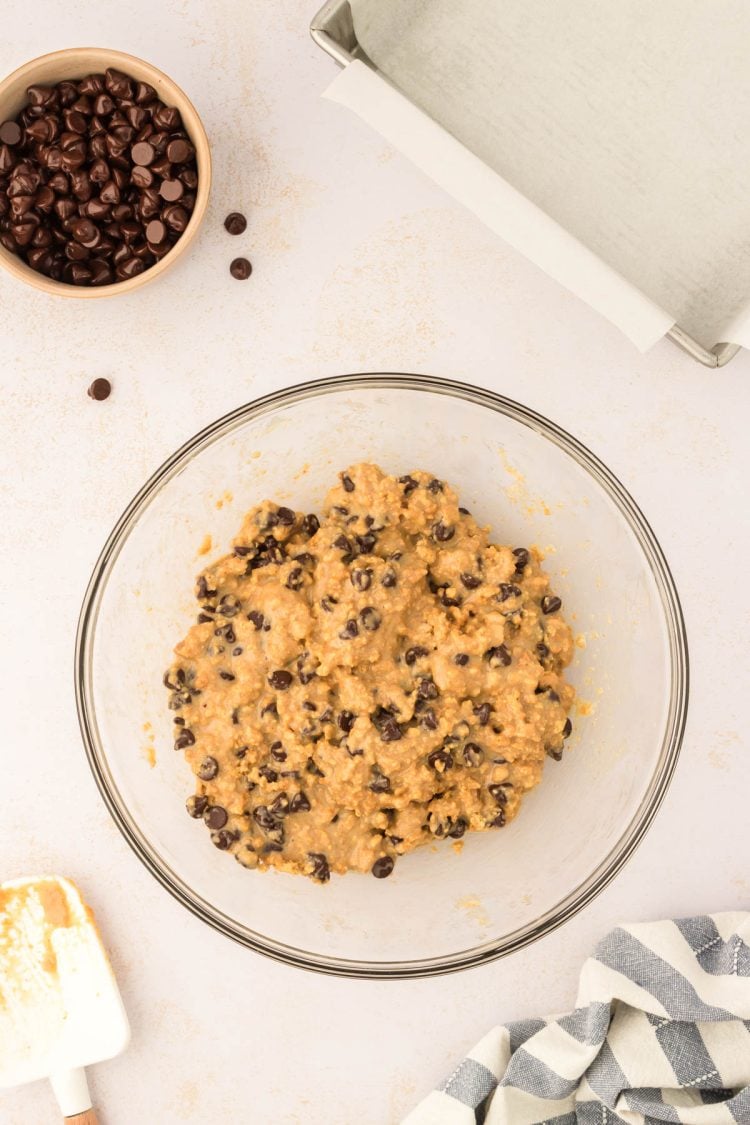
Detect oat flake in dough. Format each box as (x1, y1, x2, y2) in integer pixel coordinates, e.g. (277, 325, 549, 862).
(164, 463, 575, 882)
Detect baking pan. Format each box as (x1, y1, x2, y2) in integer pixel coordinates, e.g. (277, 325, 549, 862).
(311, 0, 740, 368)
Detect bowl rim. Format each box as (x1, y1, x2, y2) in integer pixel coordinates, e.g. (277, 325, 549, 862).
(75, 372, 689, 979)
(0, 46, 211, 298)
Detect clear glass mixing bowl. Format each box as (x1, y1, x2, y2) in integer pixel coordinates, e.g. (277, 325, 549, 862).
(75, 375, 688, 978)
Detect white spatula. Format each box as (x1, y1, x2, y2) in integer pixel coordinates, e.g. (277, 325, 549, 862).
(0, 876, 130, 1123)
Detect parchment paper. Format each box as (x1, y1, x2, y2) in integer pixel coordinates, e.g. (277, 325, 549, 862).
(325, 0, 750, 352)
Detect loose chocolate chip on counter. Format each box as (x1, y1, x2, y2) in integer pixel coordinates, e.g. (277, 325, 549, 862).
(203, 804, 228, 830)
(198, 756, 219, 780)
(372, 856, 395, 879)
(230, 256, 252, 280)
(269, 669, 293, 690)
(224, 210, 246, 235)
(186, 794, 208, 818)
(87, 377, 111, 400)
(542, 594, 562, 614)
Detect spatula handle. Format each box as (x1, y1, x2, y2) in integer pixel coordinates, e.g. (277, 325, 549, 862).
(65, 1112, 98, 1124)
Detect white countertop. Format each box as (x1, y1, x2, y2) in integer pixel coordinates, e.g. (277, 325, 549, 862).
(2, 3, 749, 1122)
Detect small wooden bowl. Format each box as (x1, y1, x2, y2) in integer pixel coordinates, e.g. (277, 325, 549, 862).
(0, 48, 211, 298)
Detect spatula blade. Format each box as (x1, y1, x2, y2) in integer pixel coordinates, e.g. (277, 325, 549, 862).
(0, 876, 129, 1090)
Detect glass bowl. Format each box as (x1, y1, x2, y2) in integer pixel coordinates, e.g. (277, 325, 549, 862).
(75, 374, 688, 978)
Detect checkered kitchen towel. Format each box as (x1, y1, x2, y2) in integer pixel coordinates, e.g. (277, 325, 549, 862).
(403, 914, 750, 1124)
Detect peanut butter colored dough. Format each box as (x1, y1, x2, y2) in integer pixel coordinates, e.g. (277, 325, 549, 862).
(164, 464, 575, 882)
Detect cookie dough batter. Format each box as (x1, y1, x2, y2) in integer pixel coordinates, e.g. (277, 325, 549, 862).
(164, 464, 575, 882)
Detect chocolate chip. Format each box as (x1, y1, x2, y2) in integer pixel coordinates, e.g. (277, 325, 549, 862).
(174, 729, 195, 750)
(0, 121, 22, 145)
(427, 748, 453, 772)
(563, 717, 572, 738)
(537, 643, 550, 661)
(198, 756, 219, 780)
(359, 606, 381, 632)
(463, 742, 484, 766)
(488, 809, 506, 827)
(286, 566, 304, 591)
(224, 210, 246, 235)
(405, 646, 428, 665)
(418, 677, 439, 700)
(211, 829, 235, 850)
(186, 794, 208, 818)
(398, 474, 418, 494)
(356, 532, 377, 554)
(381, 568, 397, 588)
(270, 792, 290, 817)
(204, 804, 228, 829)
(372, 856, 394, 879)
(269, 670, 293, 690)
(488, 783, 508, 805)
(306, 756, 325, 777)
(498, 583, 522, 601)
(87, 377, 111, 400)
(230, 256, 252, 280)
(341, 472, 355, 492)
(513, 547, 530, 573)
(542, 595, 562, 614)
(369, 767, 391, 792)
(432, 521, 455, 542)
(302, 513, 320, 537)
(485, 644, 512, 667)
(218, 594, 241, 617)
(338, 710, 356, 733)
(253, 805, 278, 831)
(453, 653, 470, 666)
(247, 610, 265, 630)
(351, 567, 372, 590)
(131, 140, 154, 165)
(460, 573, 481, 589)
(219, 670, 235, 681)
(420, 708, 438, 731)
(339, 618, 359, 640)
(289, 791, 311, 813)
(308, 852, 330, 882)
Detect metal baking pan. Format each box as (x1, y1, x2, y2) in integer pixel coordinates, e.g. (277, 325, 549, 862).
(311, 0, 740, 368)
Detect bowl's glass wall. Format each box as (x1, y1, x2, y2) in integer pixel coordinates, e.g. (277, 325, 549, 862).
(82, 380, 683, 973)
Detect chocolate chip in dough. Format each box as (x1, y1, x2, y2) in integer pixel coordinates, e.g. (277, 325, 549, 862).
(198, 756, 218, 780)
(203, 804, 228, 829)
(186, 794, 208, 818)
(372, 856, 394, 879)
(542, 595, 562, 614)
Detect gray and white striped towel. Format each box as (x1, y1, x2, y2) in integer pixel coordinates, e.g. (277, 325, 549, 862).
(403, 913, 750, 1124)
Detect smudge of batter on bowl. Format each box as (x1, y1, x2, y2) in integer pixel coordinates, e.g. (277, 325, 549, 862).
(164, 464, 575, 882)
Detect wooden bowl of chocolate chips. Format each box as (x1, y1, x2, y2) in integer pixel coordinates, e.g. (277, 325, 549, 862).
(0, 48, 211, 296)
